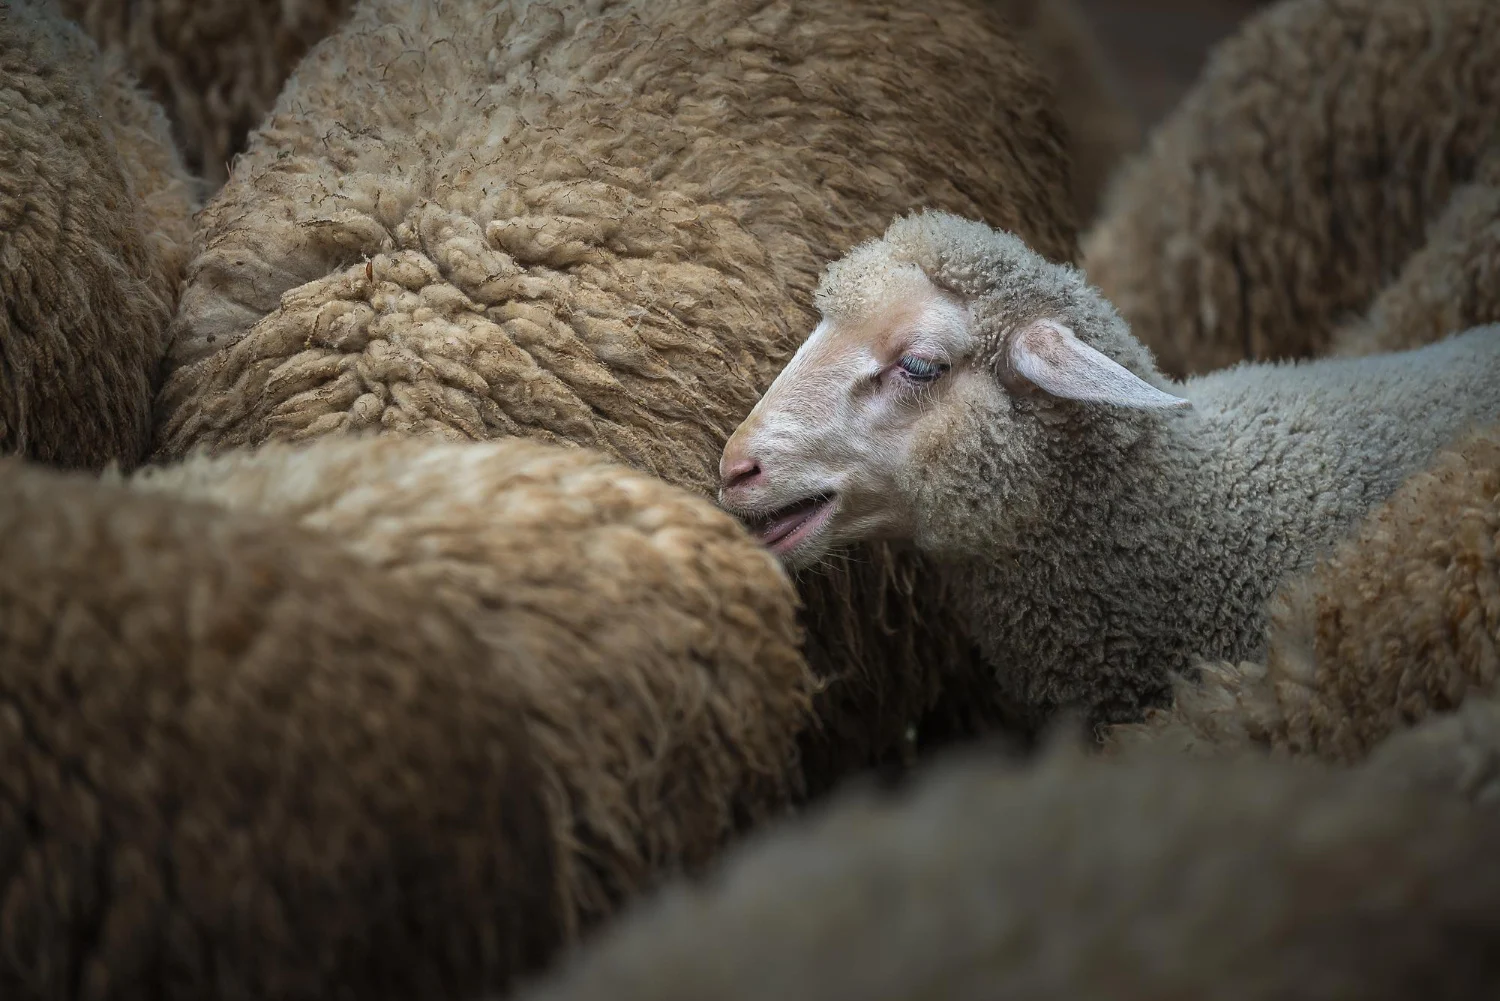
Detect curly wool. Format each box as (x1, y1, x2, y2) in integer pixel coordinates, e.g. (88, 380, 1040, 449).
(0, 0, 197, 471)
(509, 734, 1500, 1001)
(1331, 147, 1500, 357)
(1081, 0, 1500, 377)
(0, 456, 560, 1001)
(127, 433, 817, 938)
(58, 0, 359, 184)
(151, 0, 1079, 779)
(1108, 419, 1500, 764)
(990, 0, 1141, 225)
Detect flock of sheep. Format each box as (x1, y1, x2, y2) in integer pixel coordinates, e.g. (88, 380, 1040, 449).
(2, 0, 1499, 998)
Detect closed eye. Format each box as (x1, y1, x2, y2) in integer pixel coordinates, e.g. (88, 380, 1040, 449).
(895, 354, 949, 384)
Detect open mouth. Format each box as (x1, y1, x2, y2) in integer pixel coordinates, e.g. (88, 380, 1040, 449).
(743, 493, 837, 557)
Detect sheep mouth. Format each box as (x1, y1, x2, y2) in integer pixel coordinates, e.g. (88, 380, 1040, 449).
(742, 493, 837, 557)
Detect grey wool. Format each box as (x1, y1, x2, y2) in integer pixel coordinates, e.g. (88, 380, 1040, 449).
(508, 720, 1500, 1001)
(720, 210, 1500, 734)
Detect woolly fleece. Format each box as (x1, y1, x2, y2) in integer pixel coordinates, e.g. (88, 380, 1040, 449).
(1108, 417, 1500, 763)
(0, 0, 197, 471)
(510, 734, 1500, 1001)
(822, 212, 1500, 732)
(150, 0, 1079, 780)
(1081, 0, 1500, 377)
(58, 0, 358, 184)
(0, 456, 560, 1001)
(1331, 147, 1500, 357)
(127, 433, 816, 938)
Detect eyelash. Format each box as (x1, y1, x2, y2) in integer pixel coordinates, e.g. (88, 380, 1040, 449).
(894, 355, 949, 384)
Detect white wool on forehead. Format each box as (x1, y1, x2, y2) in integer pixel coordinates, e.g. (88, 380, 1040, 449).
(814, 239, 933, 324)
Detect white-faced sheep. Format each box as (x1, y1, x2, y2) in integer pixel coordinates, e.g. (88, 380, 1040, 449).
(719, 211, 1500, 734)
(148, 0, 1082, 785)
(1330, 147, 1500, 358)
(1107, 418, 1500, 763)
(123, 433, 816, 940)
(1081, 0, 1500, 377)
(989, 0, 1142, 225)
(0, 455, 560, 1001)
(56, 0, 358, 184)
(507, 725, 1500, 1001)
(0, 0, 197, 471)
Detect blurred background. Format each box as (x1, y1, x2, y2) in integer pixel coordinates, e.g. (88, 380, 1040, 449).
(1077, 0, 1271, 126)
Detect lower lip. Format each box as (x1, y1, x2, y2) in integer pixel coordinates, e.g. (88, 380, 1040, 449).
(756, 498, 836, 558)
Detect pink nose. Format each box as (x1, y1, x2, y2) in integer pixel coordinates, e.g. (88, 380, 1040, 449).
(719, 452, 762, 492)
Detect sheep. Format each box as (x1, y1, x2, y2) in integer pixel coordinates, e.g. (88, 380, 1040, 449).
(1107, 419, 1500, 764)
(989, 0, 1142, 225)
(508, 725, 1500, 1001)
(1080, 0, 1500, 378)
(1329, 146, 1500, 358)
(56, 0, 358, 184)
(718, 210, 1500, 736)
(147, 0, 1082, 787)
(1365, 696, 1500, 806)
(123, 432, 817, 940)
(0, 454, 561, 1001)
(1, 0, 197, 472)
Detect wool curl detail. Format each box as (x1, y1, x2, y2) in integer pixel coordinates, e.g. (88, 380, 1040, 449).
(150, 0, 1079, 780)
(0, 0, 198, 471)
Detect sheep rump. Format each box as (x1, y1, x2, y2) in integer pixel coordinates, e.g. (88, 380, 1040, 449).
(1107, 415, 1500, 763)
(0, 0, 197, 471)
(1081, 0, 1500, 377)
(126, 433, 817, 939)
(151, 0, 1080, 777)
(0, 455, 560, 1001)
(510, 726, 1500, 1001)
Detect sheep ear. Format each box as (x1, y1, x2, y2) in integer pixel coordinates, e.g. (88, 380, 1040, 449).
(1007, 319, 1191, 410)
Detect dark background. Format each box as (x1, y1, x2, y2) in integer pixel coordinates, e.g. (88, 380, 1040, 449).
(1076, 0, 1270, 127)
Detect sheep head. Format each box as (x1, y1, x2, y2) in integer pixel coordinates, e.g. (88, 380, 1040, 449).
(719, 210, 1189, 570)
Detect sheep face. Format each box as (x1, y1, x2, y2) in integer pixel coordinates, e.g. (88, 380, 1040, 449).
(719, 268, 979, 568)
(720, 211, 1190, 570)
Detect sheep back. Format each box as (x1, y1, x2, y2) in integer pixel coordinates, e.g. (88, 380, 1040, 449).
(127, 433, 817, 938)
(1082, 0, 1500, 377)
(1107, 417, 1500, 764)
(0, 456, 560, 1001)
(0, 0, 197, 471)
(508, 738, 1500, 1001)
(151, 0, 1079, 783)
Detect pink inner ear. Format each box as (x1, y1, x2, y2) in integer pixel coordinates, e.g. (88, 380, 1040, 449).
(1009, 319, 1191, 410)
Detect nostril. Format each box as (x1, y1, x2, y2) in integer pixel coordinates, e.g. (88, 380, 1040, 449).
(722, 457, 762, 491)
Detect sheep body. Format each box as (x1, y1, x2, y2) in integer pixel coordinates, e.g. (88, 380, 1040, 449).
(1108, 418, 1500, 763)
(125, 433, 816, 938)
(0, 455, 560, 1001)
(510, 725, 1500, 1001)
(1081, 0, 1500, 376)
(149, 0, 1080, 783)
(722, 211, 1500, 733)
(0, 0, 197, 471)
